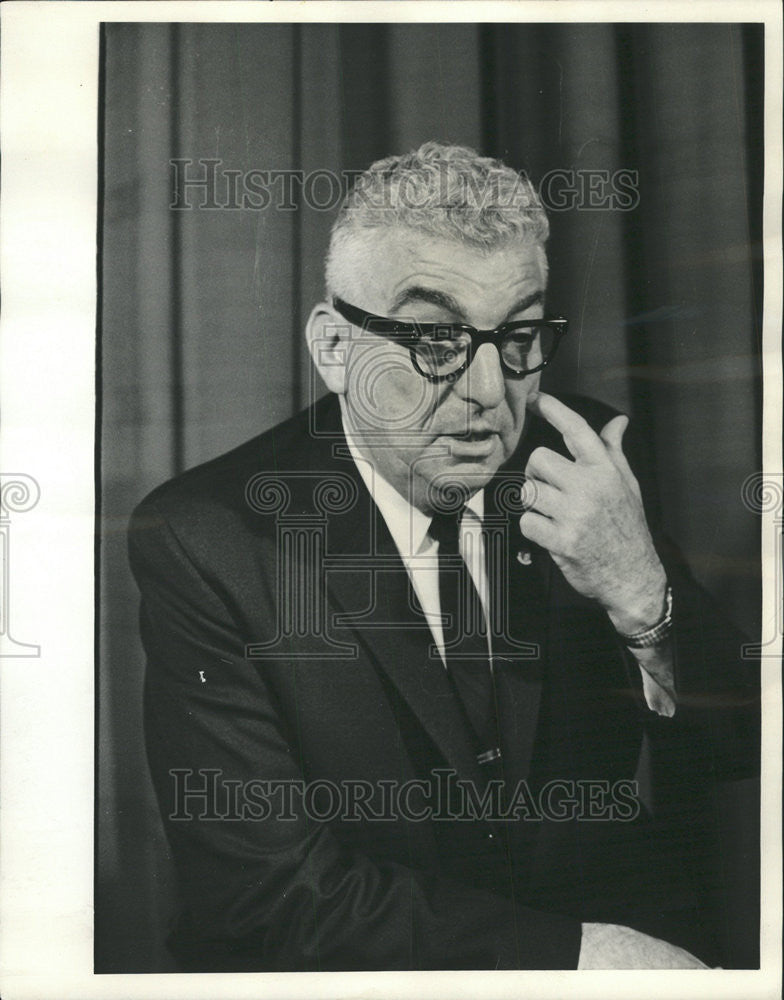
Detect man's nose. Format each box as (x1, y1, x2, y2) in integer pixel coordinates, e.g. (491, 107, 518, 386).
(455, 343, 506, 408)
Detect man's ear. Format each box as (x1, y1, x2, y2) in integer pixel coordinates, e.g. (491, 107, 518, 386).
(305, 301, 351, 395)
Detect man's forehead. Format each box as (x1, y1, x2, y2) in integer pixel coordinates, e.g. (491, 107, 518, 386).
(360, 226, 546, 311)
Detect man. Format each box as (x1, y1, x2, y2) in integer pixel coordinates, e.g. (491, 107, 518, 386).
(129, 142, 758, 971)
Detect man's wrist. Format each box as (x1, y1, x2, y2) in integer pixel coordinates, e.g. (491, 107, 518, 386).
(617, 585, 673, 648)
(605, 571, 669, 637)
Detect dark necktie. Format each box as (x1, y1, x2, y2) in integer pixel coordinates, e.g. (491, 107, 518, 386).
(429, 508, 500, 765)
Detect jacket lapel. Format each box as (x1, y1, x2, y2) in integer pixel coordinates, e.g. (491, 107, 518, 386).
(309, 408, 484, 789)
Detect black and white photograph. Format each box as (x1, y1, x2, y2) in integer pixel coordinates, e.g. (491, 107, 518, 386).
(1, 2, 781, 998)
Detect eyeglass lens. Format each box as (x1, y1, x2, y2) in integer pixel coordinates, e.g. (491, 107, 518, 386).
(412, 326, 554, 376)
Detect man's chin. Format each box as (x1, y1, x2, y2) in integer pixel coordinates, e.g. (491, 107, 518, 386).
(418, 460, 499, 512)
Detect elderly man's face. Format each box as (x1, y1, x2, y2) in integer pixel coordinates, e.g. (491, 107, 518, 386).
(337, 229, 547, 512)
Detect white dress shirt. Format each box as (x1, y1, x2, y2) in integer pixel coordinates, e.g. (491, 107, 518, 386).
(345, 442, 487, 664)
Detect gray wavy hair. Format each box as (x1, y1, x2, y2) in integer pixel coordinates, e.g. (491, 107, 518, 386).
(325, 141, 549, 299)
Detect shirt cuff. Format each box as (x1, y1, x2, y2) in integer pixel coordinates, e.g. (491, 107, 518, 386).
(628, 641, 676, 717)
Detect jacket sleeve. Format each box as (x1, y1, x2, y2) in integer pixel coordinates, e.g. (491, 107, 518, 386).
(618, 408, 760, 785)
(639, 538, 760, 781)
(601, 407, 759, 966)
(129, 495, 583, 972)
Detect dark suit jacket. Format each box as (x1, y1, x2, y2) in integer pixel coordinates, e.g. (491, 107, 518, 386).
(128, 392, 759, 971)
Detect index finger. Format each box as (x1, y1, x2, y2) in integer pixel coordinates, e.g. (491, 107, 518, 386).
(526, 391, 606, 463)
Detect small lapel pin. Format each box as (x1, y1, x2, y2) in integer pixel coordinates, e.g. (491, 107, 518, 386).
(517, 549, 533, 566)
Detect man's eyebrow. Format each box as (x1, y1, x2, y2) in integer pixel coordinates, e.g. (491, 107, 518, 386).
(389, 287, 468, 320)
(503, 290, 544, 321)
(389, 287, 545, 325)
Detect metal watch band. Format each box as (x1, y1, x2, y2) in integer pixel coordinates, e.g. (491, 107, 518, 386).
(618, 585, 673, 649)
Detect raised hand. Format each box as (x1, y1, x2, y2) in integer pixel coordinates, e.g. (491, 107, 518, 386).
(520, 391, 668, 635)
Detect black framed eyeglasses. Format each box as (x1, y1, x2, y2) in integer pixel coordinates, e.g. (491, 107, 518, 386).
(332, 297, 568, 383)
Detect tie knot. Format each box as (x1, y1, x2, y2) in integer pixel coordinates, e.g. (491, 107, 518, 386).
(429, 508, 463, 552)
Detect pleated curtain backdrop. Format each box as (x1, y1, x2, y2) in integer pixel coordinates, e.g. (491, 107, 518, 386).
(98, 21, 763, 971)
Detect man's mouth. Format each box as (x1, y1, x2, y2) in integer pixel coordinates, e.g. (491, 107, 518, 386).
(449, 429, 497, 442)
(441, 428, 500, 459)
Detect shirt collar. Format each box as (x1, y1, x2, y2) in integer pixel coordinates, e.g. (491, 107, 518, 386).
(340, 404, 484, 557)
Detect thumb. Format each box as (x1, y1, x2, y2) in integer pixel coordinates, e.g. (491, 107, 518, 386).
(599, 414, 629, 455)
(599, 415, 640, 495)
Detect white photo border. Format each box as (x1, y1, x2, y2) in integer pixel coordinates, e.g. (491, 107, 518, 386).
(0, 2, 781, 999)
